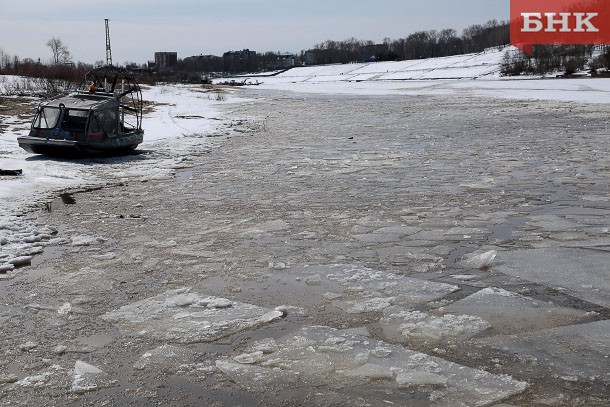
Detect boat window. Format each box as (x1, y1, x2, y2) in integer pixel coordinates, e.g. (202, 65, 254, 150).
(33, 107, 61, 129)
(97, 109, 118, 134)
(88, 114, 101, 133)
(61, 109, 89, 132)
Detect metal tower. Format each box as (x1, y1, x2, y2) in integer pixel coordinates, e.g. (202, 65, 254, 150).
(105, 19, 113, 66)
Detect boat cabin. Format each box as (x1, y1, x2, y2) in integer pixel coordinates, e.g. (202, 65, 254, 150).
(18, 66, 144, 156)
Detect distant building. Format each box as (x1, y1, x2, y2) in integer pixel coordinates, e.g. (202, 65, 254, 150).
(182, 54, 224, 73)
(154, 52, 178, 72)
(276, 54, 296, 69)
(223, 49, 257, 73)
(305, 51, 317, 66)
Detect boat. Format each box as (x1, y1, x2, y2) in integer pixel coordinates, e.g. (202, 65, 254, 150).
(18, 65, 144, 156)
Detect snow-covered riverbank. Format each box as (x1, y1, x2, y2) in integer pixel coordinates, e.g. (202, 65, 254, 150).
(0, 84, 243, 273)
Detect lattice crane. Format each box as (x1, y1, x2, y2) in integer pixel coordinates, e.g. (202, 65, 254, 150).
(105, 18, 113, 66)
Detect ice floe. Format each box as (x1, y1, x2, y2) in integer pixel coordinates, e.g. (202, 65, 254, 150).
(216, 325, 528, 406)
(476, 320, 610, 384)
(296, 264, 459, 314)
(496, 248, 610, 308)
(102, 288, 285, 343)
(71, 361, 116, 394)
(134, 344, 198, 372)
(380, 308, 491, 343)
(447, 287, 592, 334)
(460, 249, 498, 270)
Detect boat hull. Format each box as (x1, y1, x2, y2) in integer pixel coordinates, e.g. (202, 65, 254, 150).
(17, 132, 143, 156)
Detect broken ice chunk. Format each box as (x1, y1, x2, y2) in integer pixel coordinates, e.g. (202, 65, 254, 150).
(461, 250, 497, 269)
(134, 345, 197, 371)
(0, 263, 14, 273)
(216, 325, 527, 405)
(298, 264, 459, 314)
(233, 351, 264, 365)
(341, 363, 394, 380)
(102, 288, 284, 343)
(8, 256, 33, 267)
(71, 361, 115, 394)
(71, 235, 106, 247)
(57, 302, 72, 315)
(448, 287, 591, 334)
(381, 309, 491, 343)
(334, 297, 395, 314)
(396, 371, 448, 387)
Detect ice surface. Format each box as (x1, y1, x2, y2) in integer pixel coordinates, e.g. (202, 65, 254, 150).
(476, 320, 610, 383)
(380, 308, 491, 344)
(296, 264, 459, 314)
(102, 288, 284, 343)
(496, 248, 610, 307)
(216, 325, 528, 406)
(526, 214, 582, 232)
(447, 287, 592, 334)
(2, 71, 609, 272)
(134, 344, 198, 371)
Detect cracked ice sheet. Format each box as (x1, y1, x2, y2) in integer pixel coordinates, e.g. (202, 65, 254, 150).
(380, 308, 491, 344)
(495, 248, 610, 307)
(101, 288, 283, 344)
(296, 264, 458, 314)
(216, 325, 527, 407)
(475, 320, 610, 384)
(446, 287, 592, 334)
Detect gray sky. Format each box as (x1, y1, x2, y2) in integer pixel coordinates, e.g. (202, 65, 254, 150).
(0, 0, 508, 65)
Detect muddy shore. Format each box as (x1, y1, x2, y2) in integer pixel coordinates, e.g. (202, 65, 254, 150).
(2, 90, 610, 406)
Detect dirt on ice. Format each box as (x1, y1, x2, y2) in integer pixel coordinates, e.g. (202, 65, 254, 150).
(2, 90, 610, 406)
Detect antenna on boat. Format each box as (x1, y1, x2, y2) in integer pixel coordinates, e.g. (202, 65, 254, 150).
(105, 18, 113, 66)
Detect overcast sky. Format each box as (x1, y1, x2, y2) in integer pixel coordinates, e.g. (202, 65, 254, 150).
(0, 0, 508, 65)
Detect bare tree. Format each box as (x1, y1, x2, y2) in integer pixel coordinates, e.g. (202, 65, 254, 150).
(46, 37, 71, 65)
(0, 47, 11, 72)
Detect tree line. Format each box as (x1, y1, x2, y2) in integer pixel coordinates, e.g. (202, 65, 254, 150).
(303, 20, 509, 65)
(501, 45, 610, 76)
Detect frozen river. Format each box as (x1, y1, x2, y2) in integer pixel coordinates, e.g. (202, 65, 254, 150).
(1, 87, 610, 406)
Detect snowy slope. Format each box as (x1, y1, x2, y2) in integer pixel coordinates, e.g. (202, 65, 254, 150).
(253, 47, 610, 104)
(269, 47, 505, 83)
